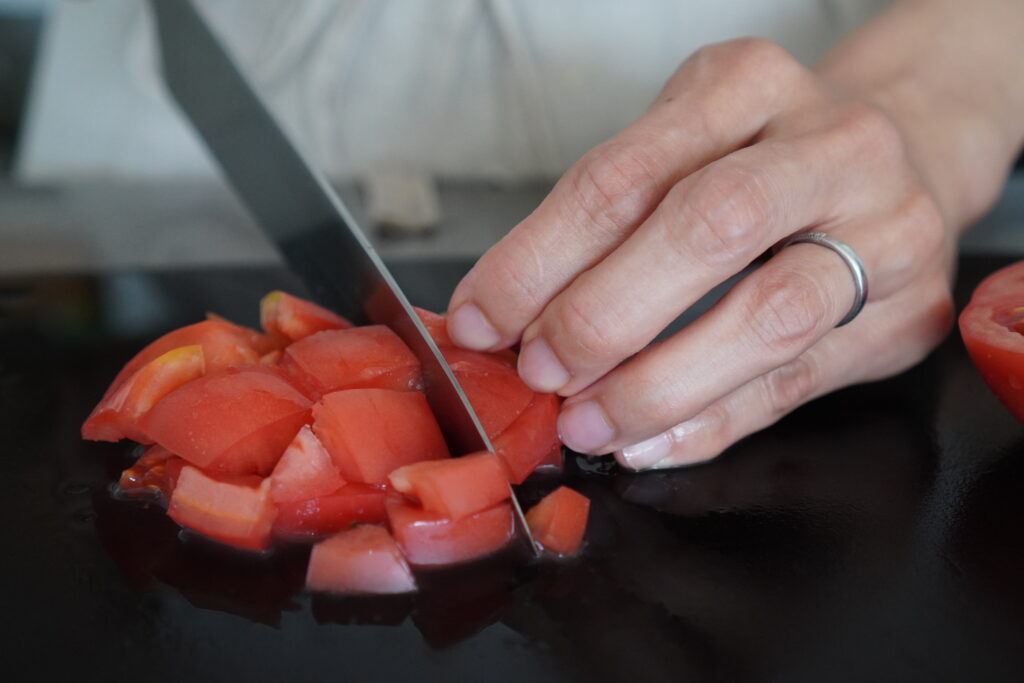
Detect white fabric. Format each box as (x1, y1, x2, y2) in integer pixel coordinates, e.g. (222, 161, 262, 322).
(16, 0, 891, 182)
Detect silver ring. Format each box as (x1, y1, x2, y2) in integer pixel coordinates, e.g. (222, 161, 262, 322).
(774, 231, 868, 327)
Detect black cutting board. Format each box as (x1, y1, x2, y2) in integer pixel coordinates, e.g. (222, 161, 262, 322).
(2, 256, 1023, 683)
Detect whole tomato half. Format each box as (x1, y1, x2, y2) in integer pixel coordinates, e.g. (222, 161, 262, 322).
(959, 261, 1024, 421)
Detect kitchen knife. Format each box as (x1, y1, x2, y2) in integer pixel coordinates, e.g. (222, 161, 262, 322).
(148, 0, 535, 549)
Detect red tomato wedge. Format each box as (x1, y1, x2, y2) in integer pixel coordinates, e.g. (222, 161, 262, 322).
(117, 444, 186, 500)
(205, 312, 285, 355)
(269, 425, 346, 503)
(961, 289, 1024, 421)
(139, 366, 312, 475)
(306, 526, 416, 595)
(493, 392, 562, 484)
(414, 307, 452, 347)
(167, 466, 277, 551)
(274, 483, 388, 537)
(525, 486, 590, 556)
(103, 320, 260, 400)
(313, 389, 448, 485)
(83, 345, 205, 443)
(389, 452, 510, 521)
(280, 326, 422, 398)
(387, 496, 515, 566)
(443, 348, 534, 438)
(260, 290, 352, 342)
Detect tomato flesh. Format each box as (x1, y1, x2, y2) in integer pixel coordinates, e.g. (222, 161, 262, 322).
(260, 290, 352, 342)
(960, 292, 1024, 421)
(525, 486, 590, 556)
(414, 307, 452, 347)
(167, 466, 277, 551)
(305, 526, 416, 595)
(387, 496, 515, 566)
(389, 452, 509, 521)
(269, 425, 346, 503)
(273, 484, 388, 537)
(443, 348, 534, 438)
(140, 365, 312, 475)
(117, 444, 186, 500)
(493, 392, 562, 484)
(313, 389, 448, 485)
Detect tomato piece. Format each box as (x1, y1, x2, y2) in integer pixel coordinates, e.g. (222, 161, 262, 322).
(525, 486, 589, 556)
(260, 290, 352, 342)
(280, 326, 423, 398)
(387, 496, 515, 566)
(442, 348, 534, 438)
(312, 389, 448, 485)
(205, 311, 286, 355)
(493, 392, 562, 484)
(139, 366, 312, 475)
(117, 444, 186, 500)
(960, 288, 1024, 421)
(389, 452, 509, 521)
(269, 425, 346, 503)
(414, 307, 452, 347)
(273, 484, 388, 537)
(167, 466, 277, 551)
(306, 526, 417, 595)
(103, 320, 260, 400)
(83, 345, 206, 443)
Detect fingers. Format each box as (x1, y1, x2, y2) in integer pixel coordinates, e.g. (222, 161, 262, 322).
(447, 39, 814, 351)
(613, 271, 955, 470)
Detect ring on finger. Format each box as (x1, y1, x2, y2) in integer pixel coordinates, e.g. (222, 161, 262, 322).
(774, 231, 868, 327)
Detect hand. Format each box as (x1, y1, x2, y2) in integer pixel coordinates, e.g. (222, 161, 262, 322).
(446, 38, 956, 470)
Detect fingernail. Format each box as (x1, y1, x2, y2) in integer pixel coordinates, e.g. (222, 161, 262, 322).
(558, 401, 616, 453)
(518, 338, 570, 392)
(448, 303, 501, 350)
(616, 431, 672, 470)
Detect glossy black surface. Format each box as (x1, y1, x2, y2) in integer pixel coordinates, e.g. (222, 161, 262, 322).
(3, 257, 1024, 682)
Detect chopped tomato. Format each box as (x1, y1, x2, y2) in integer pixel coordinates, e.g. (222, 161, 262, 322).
(387, 496, 515, 566)
(312, 389, 448, 485)
(306, 526, 416, 595)
(167, 465, 277, 551)
(117, 444, 186, 500)
(103, 320, 260, 400)
(961, 285, 1024, 420)
(259, 349, 283, 365)
(260, 290, 352, 342)
(389, 452, 509, 521)
(273, 483, 388, 536)
(443, 348, 534, 438)
(280, 326, 422, 398)
(493, 392, 562, 484)
(140, 366, 312, 475)
(83, 345, 205, 443)
(414, 307, 452, 347)
(525, 486, 590, 556)
(205, 312, 285, 355)
(269, 425, 346, 503)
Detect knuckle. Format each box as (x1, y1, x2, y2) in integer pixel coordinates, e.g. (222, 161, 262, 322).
(762, 355, 821, 416)
(551, 292, 629, 364)
(565, 142, 661, 237)
(681, 164, 772, 267)
(714, 37, 803, 85)
(837, 101, 905, 161)
(744, 268, 830, 358)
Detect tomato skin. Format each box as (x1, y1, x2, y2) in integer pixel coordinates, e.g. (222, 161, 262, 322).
(525, 486, 590, 556)
(139, 366, 312, 476)
(260, 290, 352, 342)
(960, 292, 1024, 421)
(167, 466, 277, 551)
(493, 392, 563, 484)
(388, 452, 510, 521)
(273, 484, 388, 537)
(387, 496, 515, 566)
(305, 526, 416, 595)
(269, 425, 346, 503)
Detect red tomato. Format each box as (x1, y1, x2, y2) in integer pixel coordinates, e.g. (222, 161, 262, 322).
(305, 526, 416, 595)
(414, 307, 452, 347)
(167, 465, 277, 551)
(493, 392, 562, 484)
(103, 320, 261, 400)
(260, 290, 352, 342)
(443, 348, 534, 438)
(389, 452, 510, 521)
(280, 326, 422, 398)
(387, 496, 515, 566)
(117, 444, 186, 500)
(961, 286, 1024, 420)
(83, 345, 205, 443)
(140, 366, 312, 475)
(205, 312, 285, 355)
(269, 425, 346, 503)
(525, 486, 590, 556)
(312, 389, 448, 485)
(273, 483, 388, 537)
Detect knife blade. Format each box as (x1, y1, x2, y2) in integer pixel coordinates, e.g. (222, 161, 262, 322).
(149, 0, 535, 549)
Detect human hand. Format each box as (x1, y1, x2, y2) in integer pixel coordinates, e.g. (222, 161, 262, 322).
(446, 38, 956, 470)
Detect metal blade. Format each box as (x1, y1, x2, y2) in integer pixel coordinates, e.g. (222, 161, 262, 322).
(149, 0, 535, 548)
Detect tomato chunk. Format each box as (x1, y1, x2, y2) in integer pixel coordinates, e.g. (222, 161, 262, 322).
(414, 307, 452, 347)
(493, 392, 562, 484)
(306, 526, 416, 595)
(443, 348, 533, 438)
(167, 466, 277, 551)
(280, 326, 422, 398)
(269, 425, 346, 503)
(389, 452, 509, 521)
(117, 444, 186, 500)
(140, 366, 312, 475)
(960, 292, 1024, 420)
(274, 484, 388, 537)
(83, 345, 205, 443)
(525, 486, 590, 556)
(387, 496, 515, 566)
(260, 290, 352, 342)
(313, 389, 448, 485)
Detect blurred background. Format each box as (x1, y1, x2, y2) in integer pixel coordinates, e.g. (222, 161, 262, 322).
(0, 0, 1021, 278)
